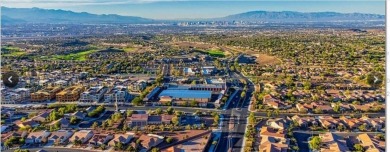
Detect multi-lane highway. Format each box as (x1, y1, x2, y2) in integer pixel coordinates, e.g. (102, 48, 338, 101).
(215, 70, 254, 152)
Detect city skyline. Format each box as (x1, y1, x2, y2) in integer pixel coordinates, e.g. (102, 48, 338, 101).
(2, 0, 385, 19)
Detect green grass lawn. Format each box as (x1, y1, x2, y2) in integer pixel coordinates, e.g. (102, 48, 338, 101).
(123, 47, 136, 52)
(1, 46, 27, 57)
(52, 49, 98, 61)
(207, 49, 225, 57)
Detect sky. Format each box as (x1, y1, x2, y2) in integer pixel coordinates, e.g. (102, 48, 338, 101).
(2, 0, 386, 19)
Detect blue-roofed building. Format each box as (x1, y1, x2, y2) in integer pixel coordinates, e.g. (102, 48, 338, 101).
(158, 84, 213, 107)
(143, 87, 162, 102)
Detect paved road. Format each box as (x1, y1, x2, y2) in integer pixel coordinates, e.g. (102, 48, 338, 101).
(230, 72, 254, 152)
(11, 104, 385, 118)
(3, 148, 96, 152)
(216, 70, 254, 152)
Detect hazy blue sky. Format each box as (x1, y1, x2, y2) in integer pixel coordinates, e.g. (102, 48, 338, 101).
(3, 0, 385, 19)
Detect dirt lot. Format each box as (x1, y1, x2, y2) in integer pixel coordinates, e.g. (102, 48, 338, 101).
(255, 54, 281, 65)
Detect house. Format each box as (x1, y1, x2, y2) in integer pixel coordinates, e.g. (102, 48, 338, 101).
(147, 116, 163, 125)
(351, 104, 371, 112)
(330, 102, 352, 111)
(295, 103, 308, 113)
(1, 131, 28, 144)
(364, 118, 385, 131)
(263, 95, 291, 109)
(139, 134, 164, 150)
(127, 114, 148, 127)
(258, 126, 288, 152)
(355, 133, 385, 152)
(85, 106, 96, 114)
(48, 130, 74, 145)
(108, 132, 135, 146)
(316, 104, 333, 113)
(14, 119, 40, 128)
(162, 147, 181, 152)
(32, 109, 53, 122)
(71, 111, 86, 120)
(296, 102, 332, 113)
(70, 130, 94, 144)
(319, 132, 349, 152)
(54, 80, 68, 87)
(290, 115, 317, 128)
(340, 117, 364, 130)
(161, 115, 174, 124)
(267, 118, 288, 130)
(148, 115, 174, 125)
(48, 118, 70, 128)
(89, 133, 114, 146)
(25, 131, 51, 144)
(318, 116, 342, 129)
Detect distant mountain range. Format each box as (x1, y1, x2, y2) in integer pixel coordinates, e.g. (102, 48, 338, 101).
(1, 7, 154, 24)
(219, 11, 385, 22)
(1, 7, 385, 24)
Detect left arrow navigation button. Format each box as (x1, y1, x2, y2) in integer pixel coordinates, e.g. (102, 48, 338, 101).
(2, 71, 19, 88)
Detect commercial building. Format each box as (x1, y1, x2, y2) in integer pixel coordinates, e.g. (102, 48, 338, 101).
(31, 86, 62, 102)
(201, 66, 216, 76)
(158, 83, 219, 107)
(80, 86, 108, 102)
(104, 85, 132, 103)
(129, 80, 147, 92)
(56, 86, 85, 102)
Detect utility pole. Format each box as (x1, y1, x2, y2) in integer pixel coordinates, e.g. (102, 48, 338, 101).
(115, 93, 118, 112)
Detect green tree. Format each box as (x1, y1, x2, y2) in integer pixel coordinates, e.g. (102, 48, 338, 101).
(49, 111, 60, 121)
(213, 114, 220, 125)
(191, 80, 197, 85)
(358, 124, 367, 131)
(248, 112, 256, 125)
(376, 134, 385, 141)
(337, 124, 344, 131)
(100, 144, 107, 150)
(190, 100, 198, 107)
(354, 144, 364, 152)
(123, 124, 129, 131)
(132, 97, 143, 106)
(151, 148, 159, 152)
(126, 145, 136, 152)
(172, 116, 180, 126)
(126, 110, 133, 117)
(70, 116, 78, 124)
(166, 137, 173, 143)
(309, 136, 321, 150)
(166, 107, 174, 114)
(185, 124, 191, 130)
(155, 108, 162, 115)
(303, 81, 311, 90)
(314, 108, 323, 114)
(92, 122, 99, 129)
(241, 91, 246, 98)
(115, 142, 124, 150)
(266, 110, 272, 118)
(333, 102, 341, 113)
